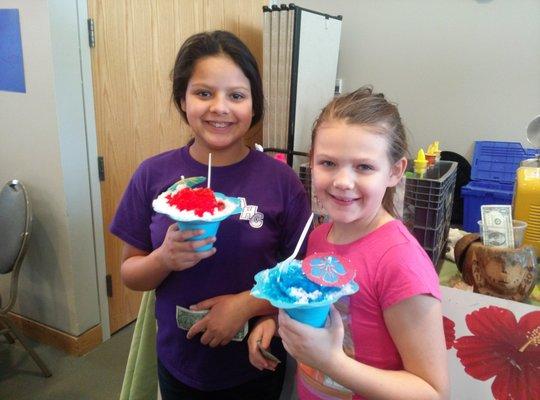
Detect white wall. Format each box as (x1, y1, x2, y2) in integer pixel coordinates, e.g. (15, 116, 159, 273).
(2, 0, 537, 338)
(291, 0, 540, 159)
(0, 0, 101, 336)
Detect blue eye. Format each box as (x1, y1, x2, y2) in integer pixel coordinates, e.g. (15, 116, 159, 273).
(357, 164, 373, 171)
(319, 160, 335, 167)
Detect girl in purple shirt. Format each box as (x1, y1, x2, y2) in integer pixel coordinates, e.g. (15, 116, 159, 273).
(111, 31, 310, 399)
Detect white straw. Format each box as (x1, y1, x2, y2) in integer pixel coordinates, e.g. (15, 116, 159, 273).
(207, 153, 212, 188)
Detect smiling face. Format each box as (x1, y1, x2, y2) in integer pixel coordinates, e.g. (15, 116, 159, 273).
(181, 55, 254, 164)
(312, 120, 405, 239)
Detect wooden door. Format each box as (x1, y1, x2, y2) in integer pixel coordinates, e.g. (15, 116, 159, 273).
(88, 0, 265, 333)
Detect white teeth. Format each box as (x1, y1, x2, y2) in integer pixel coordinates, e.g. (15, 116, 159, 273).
(208, 122, 228, 128)
(332, 195, 355, 202)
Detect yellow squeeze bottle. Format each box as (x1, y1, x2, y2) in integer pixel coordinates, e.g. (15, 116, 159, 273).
(425, 144, 436, 167)
(433, 141, 441, 162)
(414, 148, 428, 177)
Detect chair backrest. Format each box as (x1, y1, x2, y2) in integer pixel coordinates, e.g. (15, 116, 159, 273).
(0, 180, 31, 275)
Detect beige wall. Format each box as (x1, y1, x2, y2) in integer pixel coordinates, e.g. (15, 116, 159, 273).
(292, 0, 540, 159)
(0, 0, 100, 335)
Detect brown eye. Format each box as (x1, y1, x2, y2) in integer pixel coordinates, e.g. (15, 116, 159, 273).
(230, 92, 245, 101)
(196, 90, 211, 98)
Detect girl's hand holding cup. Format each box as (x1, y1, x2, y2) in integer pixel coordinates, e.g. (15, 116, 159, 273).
(156, 223, 216, 271)
(278, 306, 345, 372)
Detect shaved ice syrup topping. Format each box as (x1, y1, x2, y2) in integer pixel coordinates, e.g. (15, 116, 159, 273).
(251, 254, 358, 309)
(166, 187, 225, 217)
(250, 256, 359, 327)
(152, 176, 241, 222)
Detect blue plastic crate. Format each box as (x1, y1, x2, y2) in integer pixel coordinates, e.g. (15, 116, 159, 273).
(461, 141, 535, 232)
(461, 181, 514, 232)
(471, 141, 536, 183)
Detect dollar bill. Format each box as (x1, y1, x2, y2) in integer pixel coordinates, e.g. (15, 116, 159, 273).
(176, 305, 208, 331)
(257, 341, 281, 363)
(176, 305, 248, 342)
(480, 205, 514, 248)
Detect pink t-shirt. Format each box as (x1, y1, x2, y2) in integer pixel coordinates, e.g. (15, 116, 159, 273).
(297, 220, 441, 400)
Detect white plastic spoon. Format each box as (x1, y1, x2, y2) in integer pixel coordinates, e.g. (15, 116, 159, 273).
(277, 213, 314, 282)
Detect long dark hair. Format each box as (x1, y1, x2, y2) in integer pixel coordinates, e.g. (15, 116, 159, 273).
(171, 30, 263, 127)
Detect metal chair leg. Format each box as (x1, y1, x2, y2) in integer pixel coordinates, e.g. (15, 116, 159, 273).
(3, 332, 16, 344)
(0, 316, 52, 377)
(1, 320, 16, 344)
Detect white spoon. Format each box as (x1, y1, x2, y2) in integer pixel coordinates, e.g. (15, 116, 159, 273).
(277, 213, 314, 282)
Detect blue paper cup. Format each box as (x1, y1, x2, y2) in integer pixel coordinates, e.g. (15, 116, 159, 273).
(177, 219, 221, 252)
(285, 304, 331, 328)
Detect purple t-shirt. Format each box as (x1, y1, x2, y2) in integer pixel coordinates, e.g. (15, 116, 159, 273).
(110, 145, 310, 390)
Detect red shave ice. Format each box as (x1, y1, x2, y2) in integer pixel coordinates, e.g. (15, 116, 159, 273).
(166, 187, 225, 217)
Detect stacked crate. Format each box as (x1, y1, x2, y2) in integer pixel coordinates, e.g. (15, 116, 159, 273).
(460, 141, 536, 232)
(403, 161, 458, 268)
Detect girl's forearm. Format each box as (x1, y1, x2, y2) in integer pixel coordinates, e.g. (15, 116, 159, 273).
(323, 352, 448, 400)
(238, 290, 277, 319)
(121, 251, 170, 291)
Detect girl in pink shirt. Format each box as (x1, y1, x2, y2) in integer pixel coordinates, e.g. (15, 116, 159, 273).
(248, 87, 449, 400)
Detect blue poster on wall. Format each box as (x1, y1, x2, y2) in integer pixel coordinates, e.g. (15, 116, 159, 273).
(0, 9, 26, 93)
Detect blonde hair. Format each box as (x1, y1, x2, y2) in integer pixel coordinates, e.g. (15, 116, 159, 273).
(311, 86, 408, 217)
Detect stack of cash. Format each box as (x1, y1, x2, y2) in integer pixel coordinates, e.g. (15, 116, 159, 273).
(480, 205, 514, 248)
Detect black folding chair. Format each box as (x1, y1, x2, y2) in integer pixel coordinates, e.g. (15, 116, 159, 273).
(0, 180, 51, 377)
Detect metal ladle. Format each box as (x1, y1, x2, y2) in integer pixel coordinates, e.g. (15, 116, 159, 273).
(525, 115, 540, 166)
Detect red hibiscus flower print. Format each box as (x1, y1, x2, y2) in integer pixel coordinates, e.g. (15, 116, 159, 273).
(454, 306, 540, 400)
(443, 316, 455, 349)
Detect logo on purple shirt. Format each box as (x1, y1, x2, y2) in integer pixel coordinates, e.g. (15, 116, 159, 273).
(238, 197, 264, 228)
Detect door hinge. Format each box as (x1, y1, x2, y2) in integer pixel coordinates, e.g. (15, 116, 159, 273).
(106, 274, 113, 297)
(98, 156, 105, 181)
(87, 18, 95, 48)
